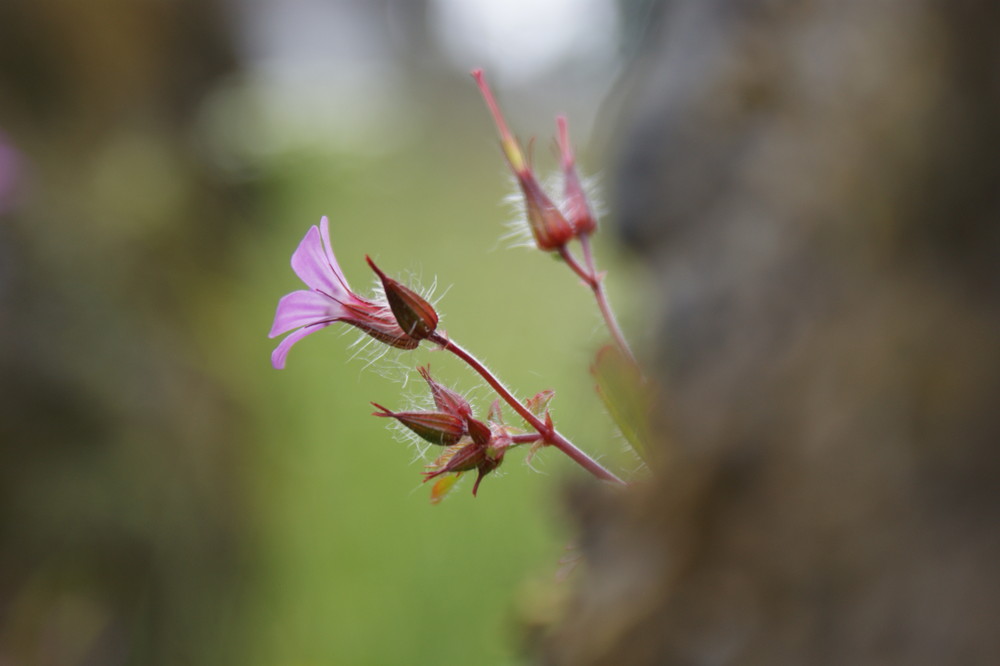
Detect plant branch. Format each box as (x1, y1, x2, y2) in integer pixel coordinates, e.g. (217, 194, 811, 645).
(429, 333, 625, 485)
(559, 239, 636, 362)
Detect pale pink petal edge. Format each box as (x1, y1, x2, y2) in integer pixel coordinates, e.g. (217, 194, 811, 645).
(271, 323, 329, 369)
(290, 223, 346, 298)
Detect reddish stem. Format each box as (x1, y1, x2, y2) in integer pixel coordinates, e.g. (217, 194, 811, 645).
(560, 240, 636, 363)
(558, 245, 596, 288)
(429, 333, 624, 485)
(580, 235, 636, 362)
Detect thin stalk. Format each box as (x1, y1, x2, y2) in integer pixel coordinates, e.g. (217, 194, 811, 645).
(558, 244, 596, 287)
(560, 238, 636, 363)
(429, 333, 624, 485)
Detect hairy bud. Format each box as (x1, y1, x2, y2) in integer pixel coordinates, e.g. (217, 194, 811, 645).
(366, 256, 439, 340)
(371, 403, 465, 446)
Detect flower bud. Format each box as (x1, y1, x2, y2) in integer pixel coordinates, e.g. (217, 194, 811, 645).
(366, 256, 439, 340)
(473, 429, 509, 496)
(517, 172, 575, 251)
(471, 460, 499, 497)
(423, 422, 510, 498)
(418, 366, 472, 419)
(467, 417, 492, 446)
(425, 441, 487, 479)
(556, 116, 597, 236)
(371, 403, 464, 446)
(473, 69, 574, 252)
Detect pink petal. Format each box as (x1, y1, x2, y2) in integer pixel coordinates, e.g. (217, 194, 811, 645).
(290, 219, 351, 298)
(269, 290, 345, 338)
(319, 216, 352, 295)
(271, 322, 329, 369)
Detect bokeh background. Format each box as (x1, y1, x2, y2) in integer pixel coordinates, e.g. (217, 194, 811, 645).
(0, 1, 648, 664)
(6, 2, 1000, 665)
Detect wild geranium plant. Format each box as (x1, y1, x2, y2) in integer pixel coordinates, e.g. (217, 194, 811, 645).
(269, 69, 649, 501)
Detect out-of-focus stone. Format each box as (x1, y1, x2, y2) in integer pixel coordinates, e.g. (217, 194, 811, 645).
(545, 2, 1000, 664)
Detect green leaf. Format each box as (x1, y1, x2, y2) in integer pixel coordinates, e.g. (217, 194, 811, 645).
(591, 345, 653, 461)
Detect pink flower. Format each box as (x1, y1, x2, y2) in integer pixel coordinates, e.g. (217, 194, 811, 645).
(268, 216, 418, 369)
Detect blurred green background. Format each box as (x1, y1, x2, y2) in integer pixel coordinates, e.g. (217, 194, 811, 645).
(0, 1, 644, 664)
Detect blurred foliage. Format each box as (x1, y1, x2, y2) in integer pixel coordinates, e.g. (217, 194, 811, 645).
(591, 344, 653, 461)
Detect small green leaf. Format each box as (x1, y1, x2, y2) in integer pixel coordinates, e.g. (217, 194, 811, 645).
(591, 345, 653, 460)
(430, 473, 461, 504)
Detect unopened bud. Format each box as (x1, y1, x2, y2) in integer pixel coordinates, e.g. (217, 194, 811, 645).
(467, 418, 492, 446)
(556, 116, 597, 236)
(425, 441, 487, 479)
(473, 69, 574, 252)
(371, 403, 464, 446)
(517, 172, 575, 251)
(366, 256, 439, 340)
(422, 421, 510, 498)
(418, 366, 472, 419)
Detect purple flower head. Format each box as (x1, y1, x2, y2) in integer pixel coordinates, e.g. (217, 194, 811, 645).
(268, 216, 418, 369)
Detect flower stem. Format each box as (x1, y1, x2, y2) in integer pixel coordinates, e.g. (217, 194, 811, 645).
(558, 244, 595, 286)
(559, 239, 636, 363)
(429, 333, 625, 485)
